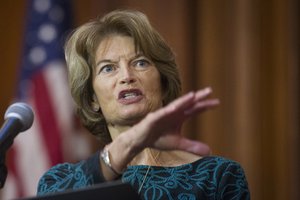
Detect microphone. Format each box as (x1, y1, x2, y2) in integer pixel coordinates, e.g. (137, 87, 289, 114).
(0, 102, 33, 188)
(0, 102, 34, 154)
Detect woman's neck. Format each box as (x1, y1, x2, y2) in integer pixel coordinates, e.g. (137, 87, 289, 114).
(107, 124, 201, 167)
(107, 124, 131, 140)
(129, 148, 161, 166)
(107, 124, 159, 166)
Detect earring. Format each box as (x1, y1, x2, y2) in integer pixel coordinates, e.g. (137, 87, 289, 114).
(92, 103, 100, 112)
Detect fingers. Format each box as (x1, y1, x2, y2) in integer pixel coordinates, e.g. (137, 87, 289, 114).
(183, 87, 220, 116)
(167, 87, 219, 115)
(152, 91, 195, 120)
(152, 134, 211, 156)
(165, 91, 195, 113)
(175, 137, 211, 156)
(184, 98, 220, 116)
(138, 87, 216, 156)
(194, 87, 212, 101)
(162, 87, 213, 114)
(152, 87, 219, 124)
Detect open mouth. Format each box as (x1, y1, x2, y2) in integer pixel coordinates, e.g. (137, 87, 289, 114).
(118, 89, 143, 100)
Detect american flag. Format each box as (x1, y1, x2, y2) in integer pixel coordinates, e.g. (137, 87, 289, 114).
(2, 0, 92, 198)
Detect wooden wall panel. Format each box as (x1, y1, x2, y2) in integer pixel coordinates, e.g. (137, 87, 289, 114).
(0, 2, 26, 124)
(195, 0, 299, 199)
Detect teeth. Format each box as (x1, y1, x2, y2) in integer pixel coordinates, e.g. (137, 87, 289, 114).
(123, 93, 137, 99)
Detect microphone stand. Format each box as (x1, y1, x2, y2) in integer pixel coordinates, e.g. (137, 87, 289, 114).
(0, 118, 21, 189)
(0, 152, 7, 189)
(0, 102, 34, 189)
(0, 122, 13, 189)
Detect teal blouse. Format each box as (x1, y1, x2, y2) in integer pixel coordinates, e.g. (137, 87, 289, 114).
(37, 152, 250, 200)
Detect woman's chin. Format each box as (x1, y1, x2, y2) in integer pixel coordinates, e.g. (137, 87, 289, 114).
(115, 112, 146, 126)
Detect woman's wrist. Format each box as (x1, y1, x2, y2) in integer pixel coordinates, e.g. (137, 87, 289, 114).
(106, 131, 141, 174)
(100, 145, 123, 175)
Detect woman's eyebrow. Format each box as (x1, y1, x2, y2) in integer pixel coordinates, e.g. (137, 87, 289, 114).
(130, 53, 145, 60)
(96, 59, 112, 67)
(96, 53, 145, 67)
(95, 58, 121, 68)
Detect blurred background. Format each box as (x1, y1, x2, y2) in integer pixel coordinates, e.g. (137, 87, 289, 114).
(0, 0, 299, 199)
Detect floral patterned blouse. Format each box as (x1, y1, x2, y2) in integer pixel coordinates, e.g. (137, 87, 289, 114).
(37, 151, 250, 200)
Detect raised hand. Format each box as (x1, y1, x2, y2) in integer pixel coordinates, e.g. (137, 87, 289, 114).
(131, 87, 220, 156)
(104, 87, 219, 178)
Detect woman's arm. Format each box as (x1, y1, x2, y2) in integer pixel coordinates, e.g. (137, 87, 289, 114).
(101, 87, 219, 180)
(37, 151, 104, 195)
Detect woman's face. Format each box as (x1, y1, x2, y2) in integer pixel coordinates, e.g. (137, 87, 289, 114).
(93, 35, 163, 126)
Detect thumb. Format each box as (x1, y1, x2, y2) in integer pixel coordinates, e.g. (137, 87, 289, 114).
(177, 138, 211, 156)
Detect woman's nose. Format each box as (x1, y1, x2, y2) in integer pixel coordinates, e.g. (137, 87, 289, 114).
(119, 66, 136, 84)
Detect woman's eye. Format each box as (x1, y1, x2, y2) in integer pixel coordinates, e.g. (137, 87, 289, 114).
(99, 65, 114, 74)
(135, 59, 150, 68)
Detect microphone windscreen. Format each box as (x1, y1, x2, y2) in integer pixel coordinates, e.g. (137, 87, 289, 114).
(4, 103, 34, 132)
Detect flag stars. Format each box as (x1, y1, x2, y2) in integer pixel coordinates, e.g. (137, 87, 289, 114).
(28, 47, 46, 65)
(38, 24, 57, 43)
(34, 0, 51, 13)
(25, 1, 68, 67)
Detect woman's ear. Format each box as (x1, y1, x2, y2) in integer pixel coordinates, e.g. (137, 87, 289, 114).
(92, 94, 100, 112)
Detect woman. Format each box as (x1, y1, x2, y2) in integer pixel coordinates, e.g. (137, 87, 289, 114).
(37, 10, 250, 199)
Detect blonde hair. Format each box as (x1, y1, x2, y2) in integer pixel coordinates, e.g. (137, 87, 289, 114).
(64, 10, 181, 142)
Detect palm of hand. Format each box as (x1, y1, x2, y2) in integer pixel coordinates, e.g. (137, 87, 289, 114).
(133, 88, 219, 156)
